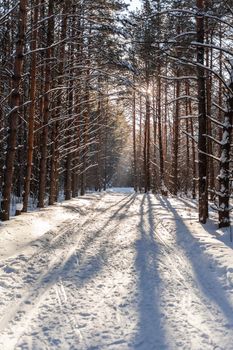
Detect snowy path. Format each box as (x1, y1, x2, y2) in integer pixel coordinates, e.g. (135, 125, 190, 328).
(0, 191, 233, 349)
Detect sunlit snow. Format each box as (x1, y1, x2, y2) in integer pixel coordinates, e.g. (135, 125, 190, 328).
(0, 190, 233, 349)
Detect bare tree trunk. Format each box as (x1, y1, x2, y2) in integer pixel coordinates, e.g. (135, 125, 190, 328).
(163, 60, 168, 180)
(218, 23, 223, 147)
(133, 84, 138, 192)
(95, 88, 102, 191)
(1, 0, 28, 221)
(172, 72, 180, 195)
(138, 95, 143, 192)
(64, 74, 74, 201)
(71, 8, 83, 197)
(22, 0, 39, 212)
(218, 69, 233, 228)
(49, 5, 68, 205)
(80, 25, 91, 196)
(144, 79, 151, 193)
(185, 82, 190, 195)
(38, 0, 54, 208)
(152, 79, 157, 192)
(206, 20, 215, 201)
(196, 0, 208, 223)
(64, 14, 75, 201)
(186, 83, 197, 199)
(157, 73, 164, 192)
(147, 96, 151, 193)
(80, 80, 90, 196)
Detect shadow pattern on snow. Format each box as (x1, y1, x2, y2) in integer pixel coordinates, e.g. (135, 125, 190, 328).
(39, 194, 137, 284)
(133, 194, 168, 349)
(0, 193, 140, 345)
(157, 195, 233, 326)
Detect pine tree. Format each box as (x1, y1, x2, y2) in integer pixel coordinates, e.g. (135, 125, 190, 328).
(1, 0, 28, 220)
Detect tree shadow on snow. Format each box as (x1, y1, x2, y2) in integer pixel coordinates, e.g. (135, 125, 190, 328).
(43, 193, 137, 283)
(156, 195, 233, 326)
(94, 193, 136, 215)
(133, 194, 168, 349)
(1, 193, 144, 349)
(199, 217, 233, 250)
(14, 194, 139, 332)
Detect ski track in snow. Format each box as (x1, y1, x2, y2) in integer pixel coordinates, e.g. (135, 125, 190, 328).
(0, 190, 233, 349)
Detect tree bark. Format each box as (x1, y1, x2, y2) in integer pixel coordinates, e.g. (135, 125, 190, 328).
(38, 0, 54, 208)
(218, 71, 233, 228)
(196, 0, 208, 223)
(22, 0, 39, 212)
(133, 84, 138, 192)
(172, 72, 180, 195)
(1, 0, 28, 221)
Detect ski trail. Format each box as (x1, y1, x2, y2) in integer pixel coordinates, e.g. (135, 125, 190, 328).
(0, 191, 233, 349)
(0, 193, 138, 348)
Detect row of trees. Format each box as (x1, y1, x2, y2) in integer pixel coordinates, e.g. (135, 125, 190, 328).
(129, 0, 232, 227)
(0, 0, 132, 220)
(0, 0, 232, 228)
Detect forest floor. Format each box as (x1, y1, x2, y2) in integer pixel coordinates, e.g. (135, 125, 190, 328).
(0, 189, 233, 350)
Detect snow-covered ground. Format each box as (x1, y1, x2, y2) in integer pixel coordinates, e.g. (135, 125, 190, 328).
(0, 190, 233, 349)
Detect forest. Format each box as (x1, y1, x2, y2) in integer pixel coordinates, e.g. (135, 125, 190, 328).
(0, 1, 233, 349)
(0, 0, 232, 227)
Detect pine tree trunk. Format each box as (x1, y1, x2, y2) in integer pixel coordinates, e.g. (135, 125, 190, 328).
(157, 74, 164, 192)
(185, 83, 190, 195)
(206, 21, 215, 201)
(22, 0, 39, 212)
(64, 82, 74, 201)
(218, 71, 233, 228)
(64, 15, 75, 201)
(172, 72, 180, 195)
(144, 82, 151, 193)
(187, 83, 197, 199)
(133, 85, 138, 192)
(49, 121, 59, 205)
(38, 0, 54, 208)
(152, 79, 157, 192)
(196, 0, 208, 223)
(163, 61, 168, 181)
(49, 7, 67, 205)
(80, 26, 91, 196)
(138, 95, 143, 192)
(0, 0, 28, 221)
(146, 93, 151, 192)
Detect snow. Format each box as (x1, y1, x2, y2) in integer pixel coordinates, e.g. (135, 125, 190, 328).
(107, 187, 134, 194)
(0, 194, 103, 260)
(221, 130, 229, 145)
(126, 0, 142, 11)
(0, 190, 233, 349)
